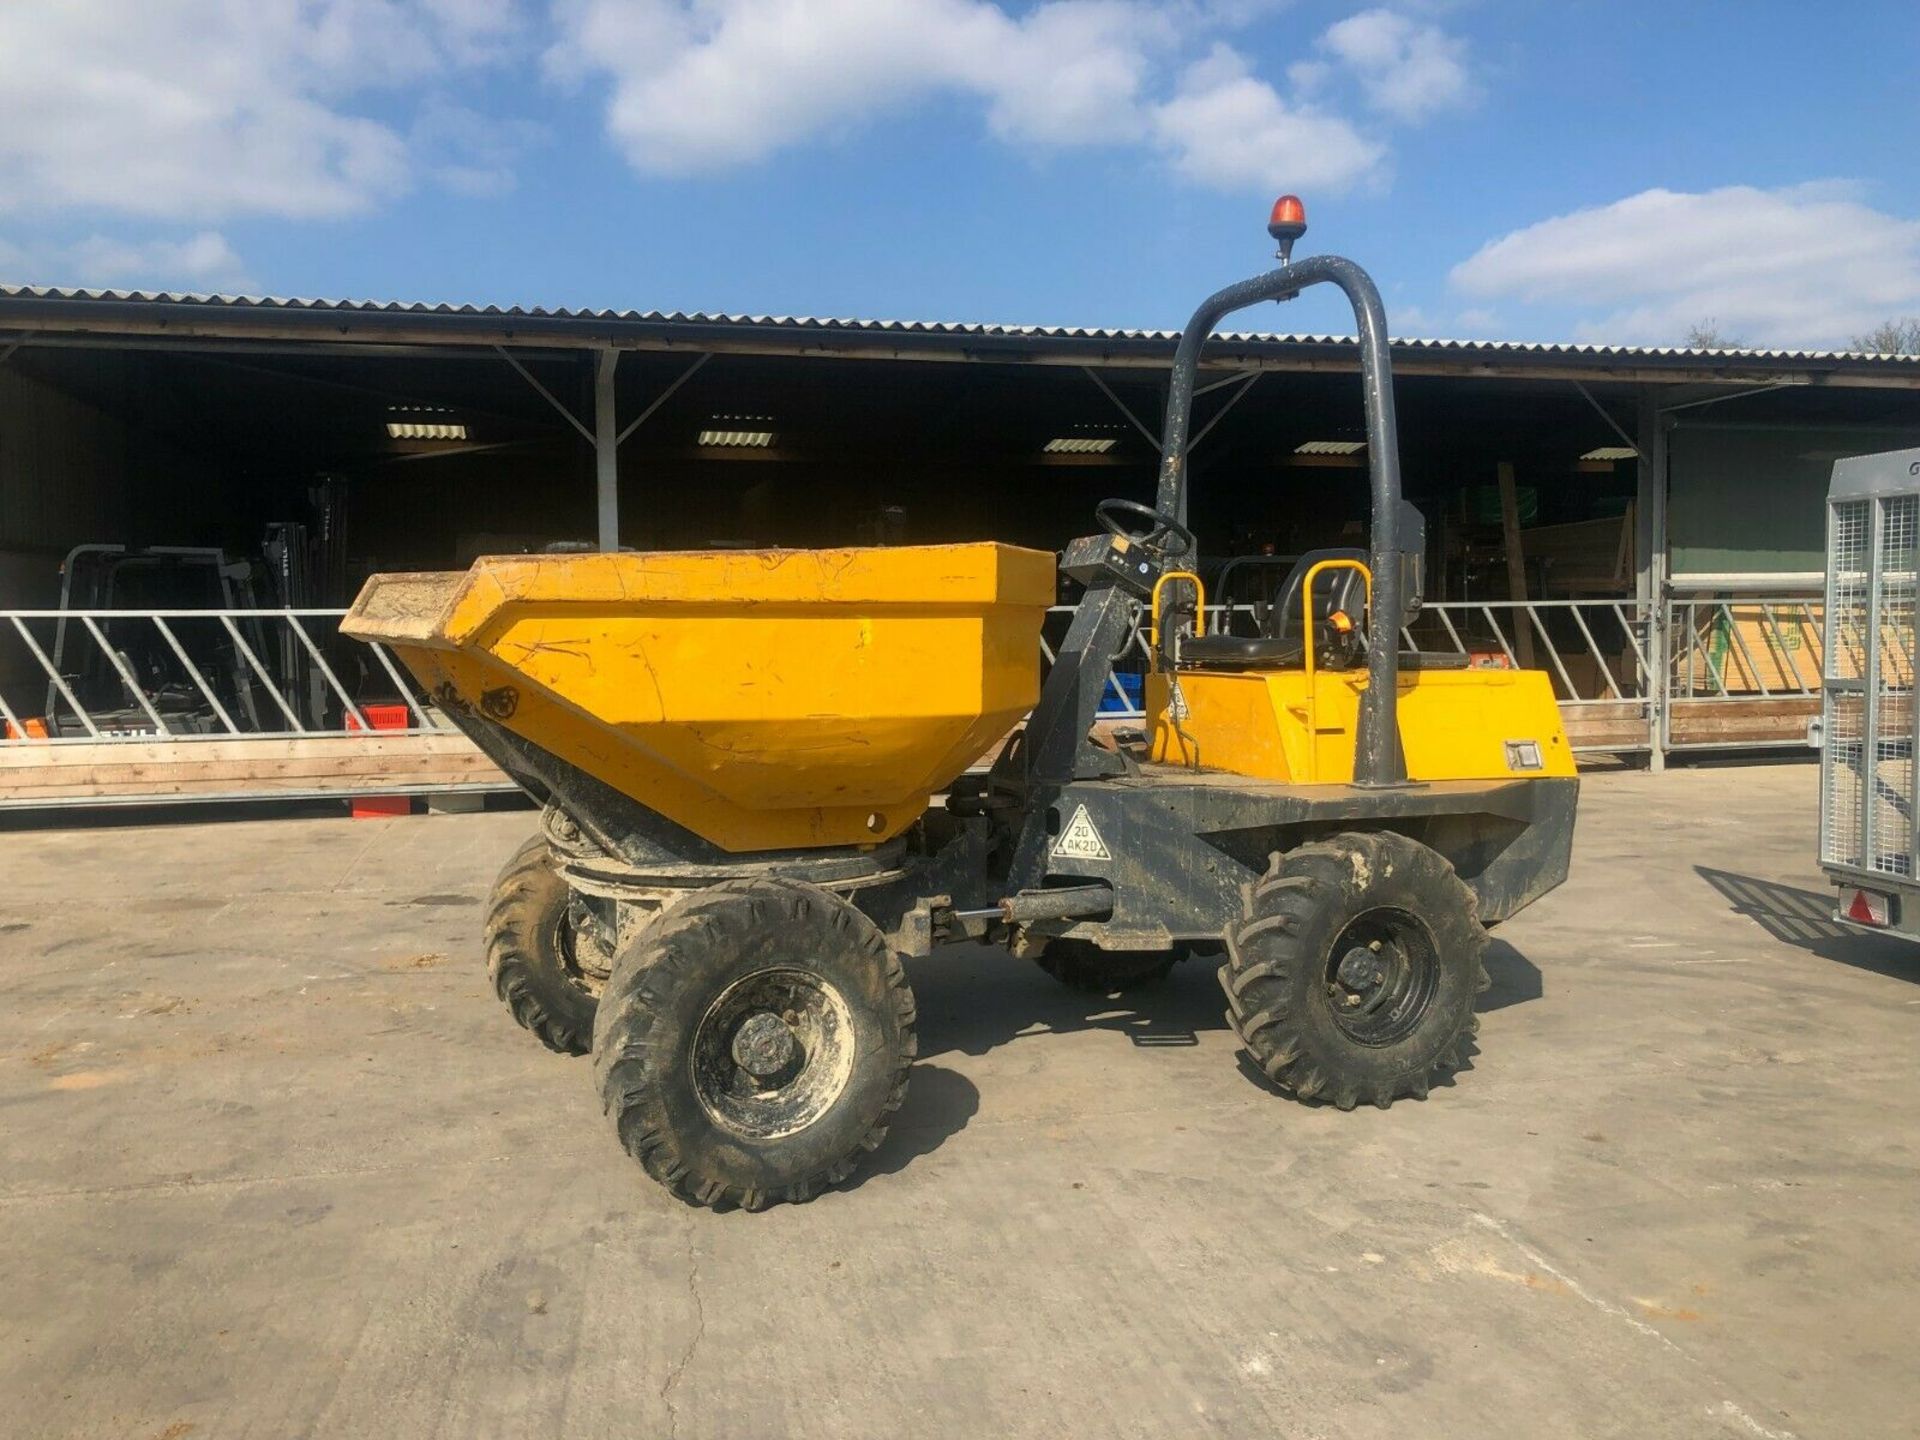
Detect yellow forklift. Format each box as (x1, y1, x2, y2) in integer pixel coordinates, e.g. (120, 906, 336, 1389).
(344, 199, 1577, 1210)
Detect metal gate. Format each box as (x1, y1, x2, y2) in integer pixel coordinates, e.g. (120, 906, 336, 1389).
(0, 607, 509, 807)
(1820, 464, 1919, 878)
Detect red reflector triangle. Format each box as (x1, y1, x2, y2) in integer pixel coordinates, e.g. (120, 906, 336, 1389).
(1847, 889, 1880, 924)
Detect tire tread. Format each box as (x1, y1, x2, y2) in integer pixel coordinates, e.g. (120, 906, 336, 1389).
(484, 836, 596, 1056)
(1221, 830, 1484, 1109)
(593, 878, 914, 1211)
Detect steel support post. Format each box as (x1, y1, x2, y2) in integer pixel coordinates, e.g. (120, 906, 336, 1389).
(1636, 388, 1670, 771)
(595, 349, 620, 551)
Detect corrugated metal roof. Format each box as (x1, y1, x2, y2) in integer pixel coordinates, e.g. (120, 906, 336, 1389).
(3, 280, 1918, 368)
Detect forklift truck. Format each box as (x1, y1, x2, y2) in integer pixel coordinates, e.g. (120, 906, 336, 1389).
(344, 199, 1577, 1209)
(43, 545, 262, 736)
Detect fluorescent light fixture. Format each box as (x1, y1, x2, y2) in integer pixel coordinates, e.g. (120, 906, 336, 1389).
(1294, 439, 1366, 456)
(1044, 436, 1118, 454)
(1580, 445, 1639, 461)
(699, 415, 776, 448)
(386, 421, 468, 441)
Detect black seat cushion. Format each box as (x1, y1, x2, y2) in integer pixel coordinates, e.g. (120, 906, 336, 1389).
(1267, 547, 1370, 644)
(1176, 550, 1462, 677)
(1179, 642, 1472, 674)
(1180, 634, 1304, 669)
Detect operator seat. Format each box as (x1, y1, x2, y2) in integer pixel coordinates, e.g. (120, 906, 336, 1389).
(1181, 547, 1369, 670)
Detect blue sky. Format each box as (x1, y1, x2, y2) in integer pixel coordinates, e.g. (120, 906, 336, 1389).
(1, 1, 1916, 348)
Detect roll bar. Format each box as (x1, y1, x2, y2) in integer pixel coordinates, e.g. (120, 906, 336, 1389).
(1152, 253, 1408, 788)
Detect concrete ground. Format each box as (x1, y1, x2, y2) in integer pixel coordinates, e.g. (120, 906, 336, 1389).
(1, 763, 1915, 1440)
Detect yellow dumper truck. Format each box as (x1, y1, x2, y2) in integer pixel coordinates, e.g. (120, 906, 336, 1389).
(344, 200, 1576, 1210)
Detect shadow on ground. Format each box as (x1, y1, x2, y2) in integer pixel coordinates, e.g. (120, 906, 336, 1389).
(1695, 865, 1920, 981)
(842, 1064, 982, 1189)
(1479, 939, 1543, 1012)
(838, 952, 1222, 1188)
(904, 930, 1546, 1061)
(904, 945, 1230, 1063)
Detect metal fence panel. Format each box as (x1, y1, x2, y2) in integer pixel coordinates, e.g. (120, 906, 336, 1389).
(0, 609, 445, 744)
(0, 585, 1831, 805)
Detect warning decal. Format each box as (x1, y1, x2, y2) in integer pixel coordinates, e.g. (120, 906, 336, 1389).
(1052, 804, 1112, 861)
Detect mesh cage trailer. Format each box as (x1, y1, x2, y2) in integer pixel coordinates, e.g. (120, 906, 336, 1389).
(1820, 447, 1920, 937)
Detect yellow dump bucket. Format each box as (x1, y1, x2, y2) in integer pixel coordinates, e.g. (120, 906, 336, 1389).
(342, 543, 1056, 852)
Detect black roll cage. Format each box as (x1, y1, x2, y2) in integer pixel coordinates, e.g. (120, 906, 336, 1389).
(1150, 254, 1408, 788)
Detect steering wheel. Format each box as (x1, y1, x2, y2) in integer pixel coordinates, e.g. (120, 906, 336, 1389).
(1095, 497, 1196, 560)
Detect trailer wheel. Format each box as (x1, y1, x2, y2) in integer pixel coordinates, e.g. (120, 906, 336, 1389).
(593, 878, 915, 1210)
(484, 836, 605, 1056)
(1032, 939, 1181, 994)
(1222, 832, 1486, 1110)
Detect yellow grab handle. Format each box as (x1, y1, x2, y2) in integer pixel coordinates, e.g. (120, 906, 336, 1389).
(1300, 557, 1373, 782)
(1149, 570, 1207, 655)
(1300, 558, 1372, 687)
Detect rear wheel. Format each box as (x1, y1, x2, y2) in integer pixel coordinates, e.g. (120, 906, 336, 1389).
(593, 878, 915, 1210)
(484, 836, 607, 1056)
(1221, 831, 1485, 1110)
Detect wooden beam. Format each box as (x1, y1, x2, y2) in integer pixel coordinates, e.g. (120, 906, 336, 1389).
(1559, 700, 1657, 751)
(0, 733, 510, 805)
(1666, 697, 1820, 747)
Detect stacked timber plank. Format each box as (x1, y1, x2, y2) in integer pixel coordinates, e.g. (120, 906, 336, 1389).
(0, 732, 509, 806)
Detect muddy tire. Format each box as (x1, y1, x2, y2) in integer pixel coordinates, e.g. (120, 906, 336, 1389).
(1222, 831, 1486, 1110)
(484, 836, 601, 1056)
(1032, 939, 1180, 994)
(593, 878, 915, 1210)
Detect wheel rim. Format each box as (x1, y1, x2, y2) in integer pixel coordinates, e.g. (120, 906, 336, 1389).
(554, 901, 612, 997)
(689, 967, 857, 1141)
(1323, 907, 1440, 1046)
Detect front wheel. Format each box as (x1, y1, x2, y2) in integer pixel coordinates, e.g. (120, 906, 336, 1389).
(1221, 831, 1486, 1110)
(592, 878, 916, 1210)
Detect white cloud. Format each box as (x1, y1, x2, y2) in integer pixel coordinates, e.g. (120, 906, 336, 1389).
(1317, 8, 1473, 122)
(979, 3, 1167, 146)
(1449, 182, 1920, 348)
(0, 1, 524, 221)
(0, 231, 254, 292)
(548, 1, 1459, 195)
(1150, 46, 1384, 193)
(0, 0, 1476, 274)
(546, 0, 1167, 174)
